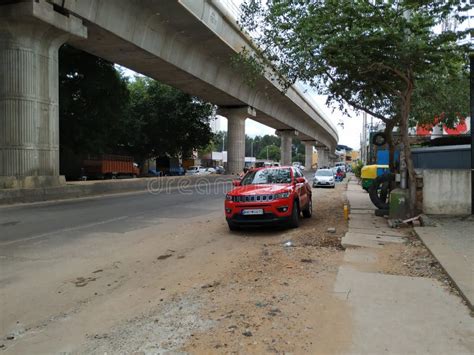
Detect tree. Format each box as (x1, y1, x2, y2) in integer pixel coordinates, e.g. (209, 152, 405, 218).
(292, 138, 305, 162)
(59, 45, 130, 156)
(410, 63, 470, 129)
(240, 0, 469, 216)
(124, 77, 214, 163)
(258, 144, 280, 161)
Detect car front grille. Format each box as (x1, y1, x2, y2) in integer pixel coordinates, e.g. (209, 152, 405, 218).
(232, 194, 274, 203)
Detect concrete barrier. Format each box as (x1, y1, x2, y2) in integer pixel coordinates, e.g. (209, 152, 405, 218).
(0, 175, 235, 205)
(421, 169, 471, 215)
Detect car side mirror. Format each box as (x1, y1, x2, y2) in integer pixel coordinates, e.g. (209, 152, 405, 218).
(296, 177, 305, 183)
(232, 179, 241, 187)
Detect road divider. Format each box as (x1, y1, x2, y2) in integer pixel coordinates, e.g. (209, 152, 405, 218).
(0, 175, 234, 205)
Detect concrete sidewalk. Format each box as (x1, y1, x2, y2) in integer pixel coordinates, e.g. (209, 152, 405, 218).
(337, 177, 473, 354)
(415, 215, 474, 310)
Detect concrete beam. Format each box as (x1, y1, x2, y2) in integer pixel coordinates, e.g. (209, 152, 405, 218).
(0, 1, 86, 189)
(48, 0, 338, 149)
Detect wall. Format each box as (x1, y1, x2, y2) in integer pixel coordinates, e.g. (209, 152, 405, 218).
(422, 169, 471, 215)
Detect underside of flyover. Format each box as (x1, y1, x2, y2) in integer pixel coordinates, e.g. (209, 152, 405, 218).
(0, 0, 338, 188)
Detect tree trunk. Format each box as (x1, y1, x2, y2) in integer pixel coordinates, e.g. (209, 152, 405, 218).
(384, 121, 396, 173)
(400, 86, 417, 217)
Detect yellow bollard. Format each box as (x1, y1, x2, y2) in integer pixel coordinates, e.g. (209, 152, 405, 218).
(343, 204, 349, 220)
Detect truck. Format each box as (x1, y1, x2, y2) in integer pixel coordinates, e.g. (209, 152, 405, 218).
(82, 154, 139, 179)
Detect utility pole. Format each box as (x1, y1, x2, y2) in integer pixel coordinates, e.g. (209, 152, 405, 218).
(470, 54, 473, 214)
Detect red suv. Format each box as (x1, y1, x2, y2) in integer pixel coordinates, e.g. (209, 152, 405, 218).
(225, 166, 312, 230)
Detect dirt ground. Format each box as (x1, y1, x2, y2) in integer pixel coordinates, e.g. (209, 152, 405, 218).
(1, 182, 351, 354)
(80, 183, 352, 354)
(2, 178, 463, 354)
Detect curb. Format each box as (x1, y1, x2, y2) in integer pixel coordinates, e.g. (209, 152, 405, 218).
(412, 227, 473, 311)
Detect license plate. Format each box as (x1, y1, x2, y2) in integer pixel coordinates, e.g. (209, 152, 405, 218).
(242, 209, 264, 215)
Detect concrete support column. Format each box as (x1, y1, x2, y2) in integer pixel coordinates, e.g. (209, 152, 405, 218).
(218, 106, 255, 175)
(278, 130, 293, 166)
(318, 148, 328, 168)
(0, 2, 86, 188)
(304, 142, 315, 170)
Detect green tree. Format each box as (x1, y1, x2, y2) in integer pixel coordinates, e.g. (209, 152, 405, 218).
(59, 45, 130, 156)
(240, 0, 469, 215)
(258, 144, 280, 161)
(213, 131, 228, 152)
(410, 63, 470, 128)
(124, 77, 214, 163)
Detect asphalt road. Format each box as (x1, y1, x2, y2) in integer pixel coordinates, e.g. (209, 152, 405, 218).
(0, 183, 229, 248)
(0, 171, 315, 249)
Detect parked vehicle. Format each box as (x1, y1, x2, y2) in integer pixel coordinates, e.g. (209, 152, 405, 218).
(204, 167, 216, 174)
(147, 168, 162, 177)
(292, 162, 305, 171)
(255, 161, 275, 168)
(186, 166, 206, 175)
(225, 166, 312, 230)
(361, 164, 390, 191)
(156, 156, 185, 176)
(82, 154, 139, 179)
(216, 165, 225, 174)
(313, 169, 335, 188)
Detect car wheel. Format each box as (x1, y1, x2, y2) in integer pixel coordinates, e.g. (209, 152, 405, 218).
(288, 200, 300, 228)
(227, 221, 240, 231)
(302, 197, 312, 218)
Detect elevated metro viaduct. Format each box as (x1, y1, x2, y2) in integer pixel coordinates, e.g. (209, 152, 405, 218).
(0, 0, 338, 188)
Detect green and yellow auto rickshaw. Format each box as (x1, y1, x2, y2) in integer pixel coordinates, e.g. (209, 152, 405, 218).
(361, 164, 389, 191)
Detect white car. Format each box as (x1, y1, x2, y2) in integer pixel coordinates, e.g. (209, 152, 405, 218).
(205, 167, 216, 174)
(313, 169, 335, 188)
(292, 162, 305, 171)
(186, 166, 206, 175)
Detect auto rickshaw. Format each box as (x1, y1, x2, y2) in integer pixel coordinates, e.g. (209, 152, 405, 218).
(361, 164, 389, 191)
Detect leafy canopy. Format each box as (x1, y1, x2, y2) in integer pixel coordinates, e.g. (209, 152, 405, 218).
(124, 77, 215, 160)
(239, 0, 469, 123)
(59, 45, 130, 155)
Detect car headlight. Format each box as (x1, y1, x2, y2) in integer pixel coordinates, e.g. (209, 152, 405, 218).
(274, 192, 290, 199)
(329, 178, 333, 182)
(225, 194, 232, 201)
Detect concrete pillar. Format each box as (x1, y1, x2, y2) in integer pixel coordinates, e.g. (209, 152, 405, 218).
(218, 106, 255, 175)
(0, 2, 86, 189)
(304, 142, 315, 170)
(318, 148, 328, 168)
(278, 130, 293, 166)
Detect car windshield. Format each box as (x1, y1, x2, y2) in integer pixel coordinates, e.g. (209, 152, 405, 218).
(241, 168, 292, 185)
(316, 170, 333, 177)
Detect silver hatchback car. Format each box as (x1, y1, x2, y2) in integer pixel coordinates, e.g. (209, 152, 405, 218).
(313, 169, 335, 188)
